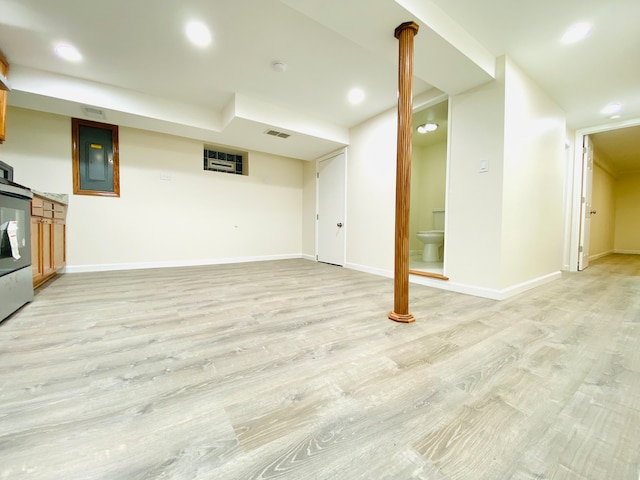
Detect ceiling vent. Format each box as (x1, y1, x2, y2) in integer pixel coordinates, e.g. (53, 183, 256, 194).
(81, 105, 106, 120)
(264, 129, 290, 139)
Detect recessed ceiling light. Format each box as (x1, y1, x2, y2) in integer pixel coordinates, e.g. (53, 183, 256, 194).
(186, 21, 212, 47)
(417, 122, 438, 133)
(348, 88, 365, 105)
(561, 22, 591, 44)
(609, 115, 621, 120)
(54, 43, 82, 62)
(601, 102, 621, 115)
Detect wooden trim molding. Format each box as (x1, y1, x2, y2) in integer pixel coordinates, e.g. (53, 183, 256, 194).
(0, 49, 9, 144)
(409, 270, 449, 280)
(388, 21, 419, 324)
(72, 118, 120, 197)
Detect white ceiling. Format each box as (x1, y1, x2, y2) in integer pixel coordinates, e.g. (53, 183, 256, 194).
(0, 0, 638, 161)
(590, 125, 640, 175)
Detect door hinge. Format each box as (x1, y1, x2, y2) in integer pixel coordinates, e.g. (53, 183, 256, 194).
(316, 214, 319, 220)
(579, 246, 583, 253)
(582, 196, 585, 203)
(315, 255, 318, 260)
(316, 172, 319, 178)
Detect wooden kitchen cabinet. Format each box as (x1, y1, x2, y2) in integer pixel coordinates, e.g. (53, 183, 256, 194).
(53, 219, 66, 271)
(31, 196, 66, 288)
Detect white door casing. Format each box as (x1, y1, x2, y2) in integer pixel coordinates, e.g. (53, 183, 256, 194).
(317, 151, 346, 266)
(578, 135, 594, 271)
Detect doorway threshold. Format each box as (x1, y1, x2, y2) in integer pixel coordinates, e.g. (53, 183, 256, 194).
(409, 270, 449, 281)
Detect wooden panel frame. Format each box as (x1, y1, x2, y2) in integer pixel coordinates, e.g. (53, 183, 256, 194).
(0, 49, 9, 144)
(72, 118, 120, 197)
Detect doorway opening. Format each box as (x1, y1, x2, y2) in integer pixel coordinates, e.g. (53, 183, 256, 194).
(409, 97, 449, 278)
(569, 120, 640, 271)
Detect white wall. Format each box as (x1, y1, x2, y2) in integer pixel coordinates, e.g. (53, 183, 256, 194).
(345, 90, 446, 275)
(345, 109, 398, 273)
(589, 159, 616, 258)
(409, 145, 424, 252)
(447, 65, 505, 290)
(301, 160, 316, 258)
(501, 57, 566, 288)
(410, 141, 447, 251)
(345, 56, 566, 298)
(614, 173, 640, 253)
(1, 106, 305, 271)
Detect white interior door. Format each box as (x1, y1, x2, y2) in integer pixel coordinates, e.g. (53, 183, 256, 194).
(317, 152, 346, 266)
(578, 135, 594, 270)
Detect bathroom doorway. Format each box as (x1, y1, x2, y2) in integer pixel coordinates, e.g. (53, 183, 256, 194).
(409, 98, 449, 277)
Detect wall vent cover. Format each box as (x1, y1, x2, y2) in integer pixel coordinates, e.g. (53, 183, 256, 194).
(81, 105, 106, 120)
(264, 129, 290, 139)
(204, 147, 246, 175)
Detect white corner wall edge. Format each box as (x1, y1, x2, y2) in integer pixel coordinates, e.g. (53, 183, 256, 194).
(346, 262, 561, 300)
(65, 254, 304, 274)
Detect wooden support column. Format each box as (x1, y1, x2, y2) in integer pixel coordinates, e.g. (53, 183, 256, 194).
(388, 21, 419, 324)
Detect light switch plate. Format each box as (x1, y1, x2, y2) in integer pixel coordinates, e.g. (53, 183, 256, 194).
(479, 159, 489, 173)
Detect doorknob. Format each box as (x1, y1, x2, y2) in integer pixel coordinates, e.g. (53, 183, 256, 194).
(337, 222, 343, 228)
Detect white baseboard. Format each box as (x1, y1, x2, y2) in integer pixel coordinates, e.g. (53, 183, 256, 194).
(411, 270, 561, 300)
(497, 271, 562, 300)
(344, 262, 393, 279)
(301, 254, 316, 262)
(345, 262, 561, 301)
(613, 249, 640, 255)
(65, 254, 304, 274)
(589, 250, 613, 261)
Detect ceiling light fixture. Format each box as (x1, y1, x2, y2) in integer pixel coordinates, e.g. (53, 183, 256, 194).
(601, 102, 621, 115)
(186, 21, 212, 47)
(561, 22, 591, 44)
(272, 61, 287, 73)
(417, 122, 438, 133)
(54, 43, 82, 62)
(348, 88, 365, 105)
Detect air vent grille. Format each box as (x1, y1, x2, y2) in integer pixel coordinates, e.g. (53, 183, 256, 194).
(203, 147, 247, 175)
(264, 129, 290, 139)
(81, 105, 106, 120)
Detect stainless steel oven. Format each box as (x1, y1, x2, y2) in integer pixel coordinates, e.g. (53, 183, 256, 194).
(0, 159, 14, 181)
(0, 177, 34, 322)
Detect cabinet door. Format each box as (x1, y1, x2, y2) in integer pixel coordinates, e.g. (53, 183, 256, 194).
(53, 219, 66, 270)
(42, 218, 54, 277)
(31, 216, 43, 279)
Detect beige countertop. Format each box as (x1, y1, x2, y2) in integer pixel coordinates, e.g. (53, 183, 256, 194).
(31, 190, 69, 205)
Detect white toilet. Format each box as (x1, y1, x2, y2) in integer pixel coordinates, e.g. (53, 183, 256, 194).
(416, 209, 445, 262)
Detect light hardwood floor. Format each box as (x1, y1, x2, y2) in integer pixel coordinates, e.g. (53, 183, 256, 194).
(1, 255, 639, 479)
